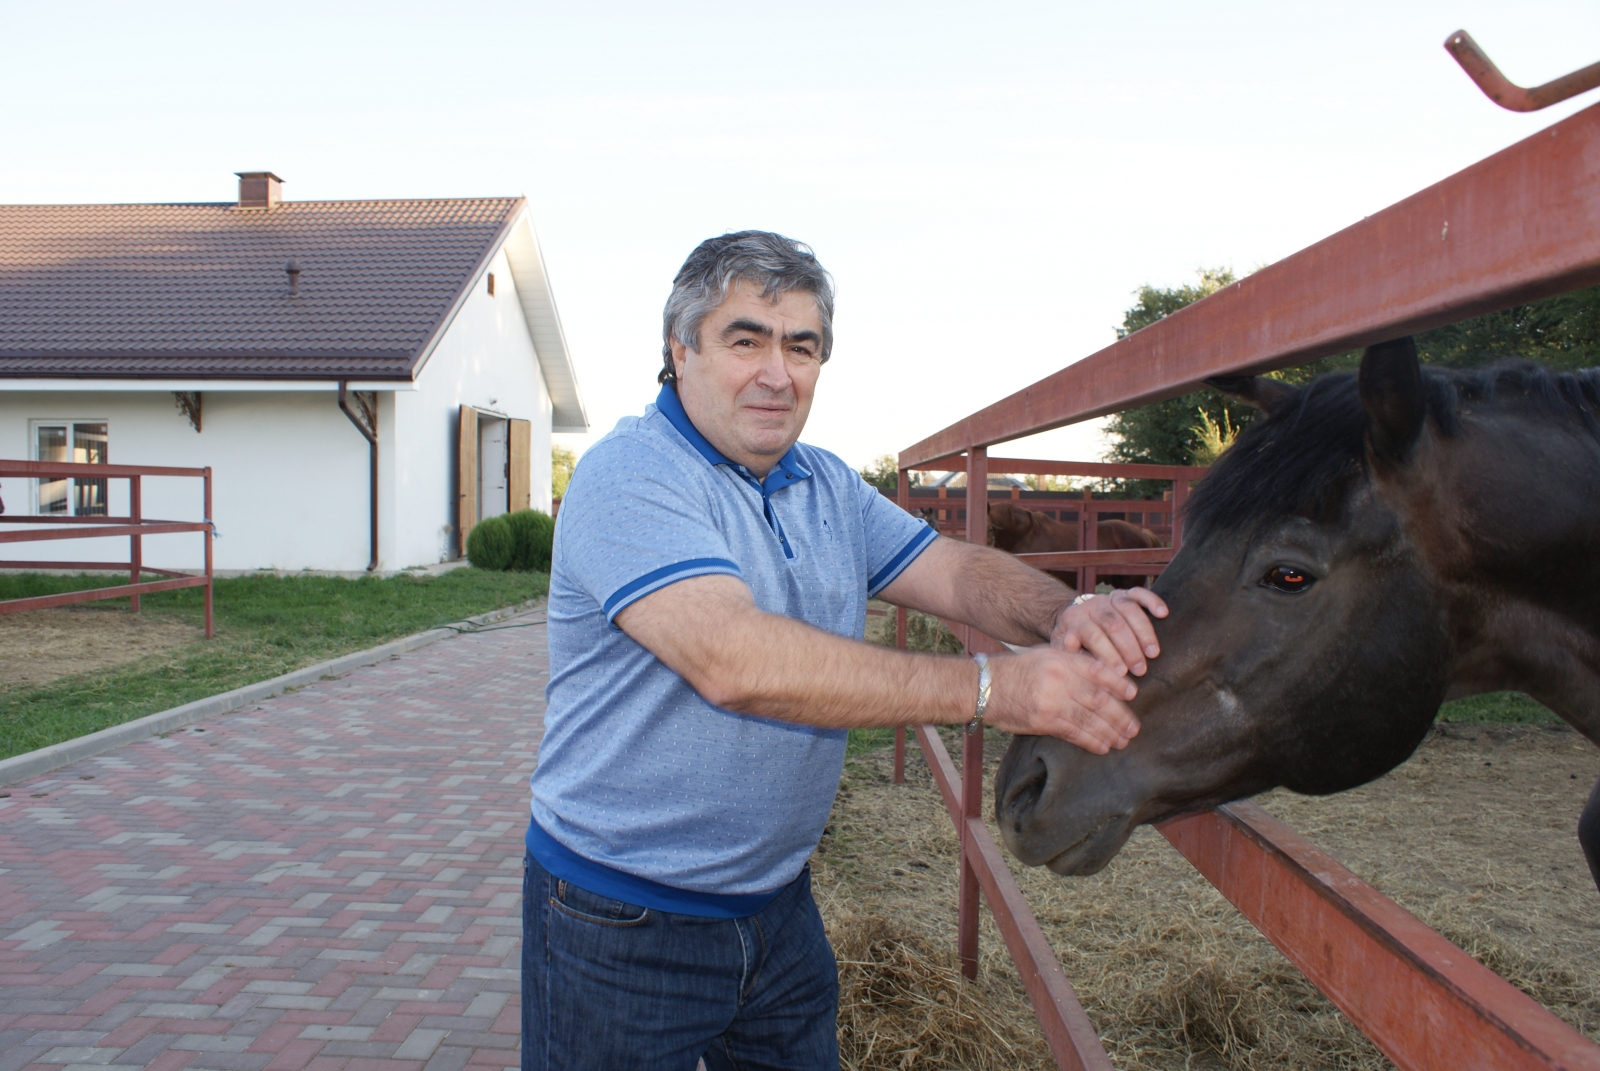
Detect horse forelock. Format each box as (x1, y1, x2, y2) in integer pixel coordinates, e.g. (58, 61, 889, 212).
(1183, 361, 1600, 545)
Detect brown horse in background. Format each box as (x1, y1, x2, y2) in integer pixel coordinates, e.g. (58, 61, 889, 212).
(987, 502, 1160, 590)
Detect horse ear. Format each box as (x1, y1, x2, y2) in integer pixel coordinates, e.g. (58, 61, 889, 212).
(1204, 375, 1298, 414)
(1359, 337, 1426, 465)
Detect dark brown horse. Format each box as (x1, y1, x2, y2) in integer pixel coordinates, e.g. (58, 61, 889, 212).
(995, 339, 1600, 894)
(987, 502, 1160, 590)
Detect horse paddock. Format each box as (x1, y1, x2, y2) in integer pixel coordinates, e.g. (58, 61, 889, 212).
(815, 724, 1600, 1071)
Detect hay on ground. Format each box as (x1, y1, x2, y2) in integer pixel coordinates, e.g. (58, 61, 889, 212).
(817, 725, 1600, 1070)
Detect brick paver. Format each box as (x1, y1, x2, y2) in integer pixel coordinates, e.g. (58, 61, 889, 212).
(0, 611, 547, 1070)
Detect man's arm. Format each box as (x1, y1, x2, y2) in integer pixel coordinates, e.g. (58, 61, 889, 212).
(614, 573, 1141, 754)
(878, 535, 1167, 679)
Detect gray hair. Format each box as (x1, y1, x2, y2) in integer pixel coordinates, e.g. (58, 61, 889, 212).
(659, 231, 834, 384)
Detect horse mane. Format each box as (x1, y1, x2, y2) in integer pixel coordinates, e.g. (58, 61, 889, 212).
(1183, 361, 1600, 544)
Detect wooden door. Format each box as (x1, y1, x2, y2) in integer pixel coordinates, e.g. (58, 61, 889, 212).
(508, 419, 532, 512)
(457, 405, 478, 558)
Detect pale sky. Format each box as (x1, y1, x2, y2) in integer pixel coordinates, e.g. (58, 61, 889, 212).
(3, 1, 1596, 473)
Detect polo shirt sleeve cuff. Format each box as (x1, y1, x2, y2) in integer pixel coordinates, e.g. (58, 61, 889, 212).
(602, 557, 744, 624)
(867, 525, 938, 597)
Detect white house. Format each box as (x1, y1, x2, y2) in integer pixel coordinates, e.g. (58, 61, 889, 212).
(0, 172, 586, 572)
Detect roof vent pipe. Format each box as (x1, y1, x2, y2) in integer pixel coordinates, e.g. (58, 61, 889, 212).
(285, 259, 301, 296)
(236, 170, 284, 210)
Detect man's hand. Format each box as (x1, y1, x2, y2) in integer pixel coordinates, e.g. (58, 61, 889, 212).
(1051, 588, 1168, 678)
(984, 646, 1140, 755)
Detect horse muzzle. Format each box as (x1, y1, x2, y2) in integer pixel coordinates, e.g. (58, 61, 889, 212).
(995, 734, 1148, 875)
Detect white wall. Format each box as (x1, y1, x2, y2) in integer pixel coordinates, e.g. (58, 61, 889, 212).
(390, 245, 553, 567)
(0, 390, 371, 571)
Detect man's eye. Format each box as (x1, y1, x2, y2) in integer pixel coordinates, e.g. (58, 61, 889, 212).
(1261, 565, 1314, 593)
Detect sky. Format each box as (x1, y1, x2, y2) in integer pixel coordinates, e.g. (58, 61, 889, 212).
(2, 1, 1597, 473)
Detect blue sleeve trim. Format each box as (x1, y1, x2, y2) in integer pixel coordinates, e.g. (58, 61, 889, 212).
(602, 557, 743, 621)
(867, 526, 938, 597)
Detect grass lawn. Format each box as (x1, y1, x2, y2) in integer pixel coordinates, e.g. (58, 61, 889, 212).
(0, 569, 547, 761)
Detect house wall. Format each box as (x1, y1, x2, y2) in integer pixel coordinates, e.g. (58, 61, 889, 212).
(390, 246, 553, 568)
(0, 390, 371, 571)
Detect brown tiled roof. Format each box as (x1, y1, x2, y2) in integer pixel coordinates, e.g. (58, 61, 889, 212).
(0, 197, 524, 379)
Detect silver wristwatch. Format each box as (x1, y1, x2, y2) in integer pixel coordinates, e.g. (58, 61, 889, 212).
(966, 653, 992, 735)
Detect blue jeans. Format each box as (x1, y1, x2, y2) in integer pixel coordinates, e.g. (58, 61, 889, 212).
(521, 852, 840, 1071)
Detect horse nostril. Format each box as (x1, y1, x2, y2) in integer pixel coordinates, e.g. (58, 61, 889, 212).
(1002, 758, 1049, 824)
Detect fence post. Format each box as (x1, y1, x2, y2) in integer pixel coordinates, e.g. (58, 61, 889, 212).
(1077, 486, 1091, 593)
(1171, 474, 1189, 551)
(203, 467, 214, 639)
(129, 475, 142, 614)
(894, 466, 910, 784)
(1082, 486, 1098, 594)
(959, 446, 988, 980)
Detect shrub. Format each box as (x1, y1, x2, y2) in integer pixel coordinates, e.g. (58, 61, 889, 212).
(504, 509, 556, 573)
(466, 514, 514, 571)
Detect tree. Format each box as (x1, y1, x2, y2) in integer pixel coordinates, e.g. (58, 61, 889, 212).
(552, 444, 577, 499)
(859, 454, 901, 492)
(1103, 269, 1263, 472)
(1412, 286, 1600, 370)
(1102, 273, 1600, 477)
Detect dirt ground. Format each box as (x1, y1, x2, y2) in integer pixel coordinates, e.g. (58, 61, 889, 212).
(0, 605, 201, 688)
(815, 724, 1600, 1071)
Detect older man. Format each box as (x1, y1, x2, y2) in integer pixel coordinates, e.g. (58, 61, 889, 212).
(524, 231, 1165, 1070)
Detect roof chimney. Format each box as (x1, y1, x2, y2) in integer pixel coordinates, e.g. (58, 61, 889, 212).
(236, 171, 284, 210)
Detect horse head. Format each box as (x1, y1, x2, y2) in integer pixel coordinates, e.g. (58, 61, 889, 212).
(987, 501, 1036, 551)
(996, 339, 1600, 884)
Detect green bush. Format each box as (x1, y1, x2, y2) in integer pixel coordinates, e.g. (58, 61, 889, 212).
(468, 510, 555, 572)
(466, 514, 514, 571)
(505, 509, 556, 572)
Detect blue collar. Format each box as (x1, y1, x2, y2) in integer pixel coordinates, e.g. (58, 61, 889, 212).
(655, 384, 812, 494)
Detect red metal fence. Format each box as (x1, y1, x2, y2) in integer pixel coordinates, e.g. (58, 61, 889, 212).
(882, 78, 1600, 1071)
(0, 460, 215, 637)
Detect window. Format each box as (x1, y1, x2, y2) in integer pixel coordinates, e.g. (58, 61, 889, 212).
(487, 272, 496, 296)
(34, 421, 108, 516)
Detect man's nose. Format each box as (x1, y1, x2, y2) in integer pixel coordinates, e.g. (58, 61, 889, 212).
(752, 344, 792, 390)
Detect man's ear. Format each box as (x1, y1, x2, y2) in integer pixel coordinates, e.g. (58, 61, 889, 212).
(1359, 337, 1426, 465)
(1205, 374, 1299, 414)
(669, 338, 689, 383)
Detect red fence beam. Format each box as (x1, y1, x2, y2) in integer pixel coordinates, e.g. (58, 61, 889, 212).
(1016, 548, 1178, 571)
(900, 101, 1600, 468)
(914, 724, 1114, 1071)
(0, 575, 210, 615)
(1160, 803, 1600, 1070)
(0, 522, 209, 543)
(0, 460, 208, 479)
(909, 456, 1210, 482)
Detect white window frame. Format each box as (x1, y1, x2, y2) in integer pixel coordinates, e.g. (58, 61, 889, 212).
(28, 418, 111, 517)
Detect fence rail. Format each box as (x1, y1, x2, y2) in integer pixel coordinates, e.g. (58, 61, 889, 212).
(0, 460, 214, 637)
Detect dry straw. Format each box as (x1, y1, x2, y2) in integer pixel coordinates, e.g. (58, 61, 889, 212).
(818, 712, 1600, 1071)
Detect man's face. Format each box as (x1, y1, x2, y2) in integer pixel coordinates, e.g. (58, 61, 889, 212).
(670, 281, 824, 477)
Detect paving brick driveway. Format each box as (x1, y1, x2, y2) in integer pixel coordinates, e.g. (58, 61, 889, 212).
(0, 611, 547, 1071)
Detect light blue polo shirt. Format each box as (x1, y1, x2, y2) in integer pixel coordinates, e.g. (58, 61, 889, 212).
(528, 383, 936, 917)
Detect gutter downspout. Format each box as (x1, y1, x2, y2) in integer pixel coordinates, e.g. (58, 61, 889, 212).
(338, 381, 379, 572)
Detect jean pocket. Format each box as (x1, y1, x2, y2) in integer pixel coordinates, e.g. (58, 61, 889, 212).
(549, 879, 651, 928)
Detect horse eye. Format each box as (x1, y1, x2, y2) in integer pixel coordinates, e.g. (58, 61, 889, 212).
(1262, 565, 1314, 593)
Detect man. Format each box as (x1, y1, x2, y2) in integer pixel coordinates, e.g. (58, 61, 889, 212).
(524, 231, 1165, 1070)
